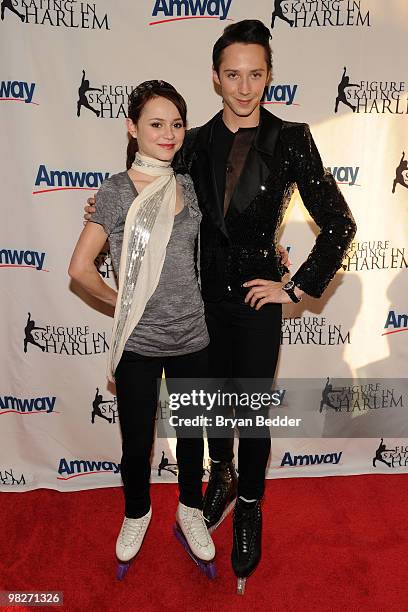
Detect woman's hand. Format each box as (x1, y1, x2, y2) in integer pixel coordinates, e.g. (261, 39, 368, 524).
(243, 279, 303, 310)
(277, 244, 291, 269)
(84, 195, 96, 225)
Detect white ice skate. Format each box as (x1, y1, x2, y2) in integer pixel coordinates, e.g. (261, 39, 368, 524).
(174, 502, 216, 579)
(115, 507, 152, 580)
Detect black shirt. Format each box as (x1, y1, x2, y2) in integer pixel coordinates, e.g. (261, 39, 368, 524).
(211, 116, 257, 216)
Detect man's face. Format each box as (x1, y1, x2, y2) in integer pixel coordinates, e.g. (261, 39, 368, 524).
(213, 43, 270, 119)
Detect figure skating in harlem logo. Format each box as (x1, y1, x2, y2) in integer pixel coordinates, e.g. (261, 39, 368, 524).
(392, 151, 408, 194)
(24, 313, 45, 353)
(1, 0, 24, 22)
(335, 67, 359, 113)
(372, 440, 408, 468)
(0, 468, 26, 485)
(158, 451, 178, 477)
(342, 239, 407, 272)
(22, 312, 109, 356)
(77, 70, 101, 118)
(281, 316, 350, 345)
(333, 67, 408, 115)
(75, 71, 137, 120)
(91, 388, 118, 424)
(318, 380, 403, 413)
(0, 1, 109, 29)
(270, 0, 370, 29)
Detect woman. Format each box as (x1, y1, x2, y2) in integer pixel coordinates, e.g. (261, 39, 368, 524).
(69, 81, 216, 577)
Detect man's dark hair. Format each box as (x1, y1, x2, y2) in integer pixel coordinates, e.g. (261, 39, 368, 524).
(212, 19, 272, 74)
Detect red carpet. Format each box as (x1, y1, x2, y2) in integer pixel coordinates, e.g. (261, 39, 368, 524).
(1, 475, 408, 612)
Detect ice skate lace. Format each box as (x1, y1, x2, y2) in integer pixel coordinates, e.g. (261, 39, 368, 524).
(184, 508, 211, 548)
(235, 506, 260, 555)
(120, 515, 150, 546)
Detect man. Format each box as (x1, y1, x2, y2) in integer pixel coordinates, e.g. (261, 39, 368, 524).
(85, 20, 356, 588)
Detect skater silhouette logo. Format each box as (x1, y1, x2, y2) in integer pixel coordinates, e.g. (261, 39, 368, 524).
(77, 70, 102, 118)
(270, 0, 371, 29)
(157, 451, 178, 476)
(392, 151, 408, 194)
(0, 1, 109, 29)
(334, 67, 359, 113)
(91, 388, 118, 424)
(1, 0, 24, 22)
(319, 377, 343, 412)
(24, 312, 46, 354)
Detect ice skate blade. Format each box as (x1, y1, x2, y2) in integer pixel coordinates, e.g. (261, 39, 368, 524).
(207, 498, 236, 534)
(237, 577, 246, 595)
(116, 559, 132, 581)
(173, 523, 216, 579)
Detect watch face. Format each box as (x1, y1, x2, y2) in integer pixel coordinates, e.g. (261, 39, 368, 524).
(284, 280, 294, 290)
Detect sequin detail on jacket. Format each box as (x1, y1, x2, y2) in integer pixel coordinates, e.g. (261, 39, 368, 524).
(176, 111, 357, 300)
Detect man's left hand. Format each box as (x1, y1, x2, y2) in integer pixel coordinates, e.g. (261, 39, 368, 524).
(243, 279, 303, 309)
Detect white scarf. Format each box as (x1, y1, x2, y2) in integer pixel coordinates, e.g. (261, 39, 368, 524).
(107, 152, 176, 381)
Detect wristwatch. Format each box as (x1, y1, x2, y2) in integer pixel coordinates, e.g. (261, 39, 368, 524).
(282, 280, 301, 303)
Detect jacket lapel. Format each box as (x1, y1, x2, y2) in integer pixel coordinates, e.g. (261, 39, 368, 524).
(226, 108, 283, 221)
(192, 111, 229, 238)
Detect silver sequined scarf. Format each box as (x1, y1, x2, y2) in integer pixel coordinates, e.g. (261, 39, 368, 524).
(107, 153, 176, 381)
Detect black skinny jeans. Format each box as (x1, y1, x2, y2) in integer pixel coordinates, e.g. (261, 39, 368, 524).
(205, 299, 282, 500)
(115, 347, 209, 519)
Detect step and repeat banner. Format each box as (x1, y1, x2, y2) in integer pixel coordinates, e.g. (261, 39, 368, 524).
(1, 0, 407, 491)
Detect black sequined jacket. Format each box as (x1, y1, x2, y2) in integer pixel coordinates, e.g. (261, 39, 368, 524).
(174, 107, 357, 301)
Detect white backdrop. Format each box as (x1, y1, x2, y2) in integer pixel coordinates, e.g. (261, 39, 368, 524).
(1, 0, 407, 491)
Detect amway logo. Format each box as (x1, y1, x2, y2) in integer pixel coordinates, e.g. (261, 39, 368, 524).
(33, 164, 109, 195)
(383, 311, 408, 336)
(327, 166, 360, 186)
(261, 84, 299, 106)
(0, 80, 38, 105)
(0, 249, 47, 271)
(281, 451, 342, 467)
(0, 396, 56, 415)
(57, 458, 121, 480)
(150, 0, 233, 24)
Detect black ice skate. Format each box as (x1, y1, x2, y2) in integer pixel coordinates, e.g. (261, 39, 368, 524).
(231, 498, 262, 594)
(203, 460, 238, 532)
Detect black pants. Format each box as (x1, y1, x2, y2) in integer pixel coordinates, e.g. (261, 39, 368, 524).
(205, 299, 282, 500)
(115, 347, 209, 518)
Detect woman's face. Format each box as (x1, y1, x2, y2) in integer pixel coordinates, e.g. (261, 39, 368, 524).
(127, 96, 185, 162)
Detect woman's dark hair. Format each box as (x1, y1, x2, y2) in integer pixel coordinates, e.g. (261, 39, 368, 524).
(126, 80, 187, 169)
(212, 19, 272, 74)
